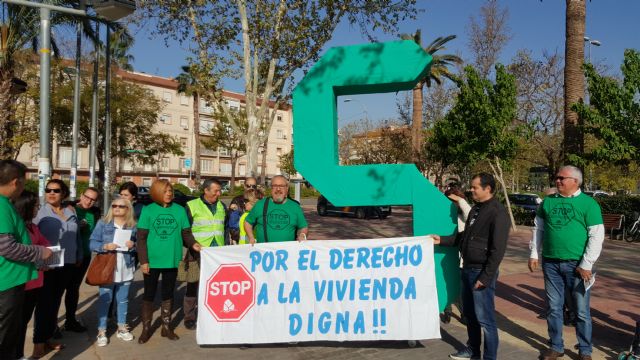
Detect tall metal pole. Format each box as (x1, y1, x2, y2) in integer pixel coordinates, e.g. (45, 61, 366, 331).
(37, 7, 51, 204)
(103, 26, 111, 214)
(70, 18, 82, 200)
(89, 21, 100, 188)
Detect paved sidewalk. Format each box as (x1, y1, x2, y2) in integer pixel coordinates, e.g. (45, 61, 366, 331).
(22, 207, 639, 359)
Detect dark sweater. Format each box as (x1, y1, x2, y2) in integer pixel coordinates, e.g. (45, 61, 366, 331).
(440, 196, 510, 285)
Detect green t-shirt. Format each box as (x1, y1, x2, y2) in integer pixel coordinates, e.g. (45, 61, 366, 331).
(245, 198, 308, 243)
(76, 206, 96, 258)
(0, 195, 37, 291)
(137, 202, 190, 268)
(538, 192, 603, 260)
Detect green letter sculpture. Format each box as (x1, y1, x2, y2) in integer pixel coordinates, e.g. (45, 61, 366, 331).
(293, 41, 458, 311)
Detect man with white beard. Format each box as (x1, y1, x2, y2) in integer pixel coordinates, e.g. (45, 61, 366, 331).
(244, 175, 308, 244)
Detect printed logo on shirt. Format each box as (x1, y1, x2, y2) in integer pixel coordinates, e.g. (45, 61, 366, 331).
(549, 203, 576, 227)
(267, 209, 290, 230)
(153, 214, 178, 239)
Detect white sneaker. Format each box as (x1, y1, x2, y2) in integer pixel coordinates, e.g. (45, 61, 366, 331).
(116, 328, 134, 342)
(96, 331, 108, 347)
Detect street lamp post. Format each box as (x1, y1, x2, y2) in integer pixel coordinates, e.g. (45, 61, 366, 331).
(584, 36, 601, 191)
(89, 21, 100, 188)
(103, 26, 112, 214)
(583, 36, 601, 64)
(69, 2, 85, 200)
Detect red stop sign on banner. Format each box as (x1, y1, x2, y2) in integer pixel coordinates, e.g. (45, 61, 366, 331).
(205, 263, 256, 322)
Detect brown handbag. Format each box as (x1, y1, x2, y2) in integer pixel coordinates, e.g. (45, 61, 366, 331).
(85, 252, 116, 286)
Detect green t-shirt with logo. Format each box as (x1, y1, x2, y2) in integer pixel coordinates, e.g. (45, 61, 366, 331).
(137, 202, 190, 268)
(245, 198, 308, 243)
(0, 195, 37, 291)
(76, 206, 96, 258)
(538, 193, 603, 260)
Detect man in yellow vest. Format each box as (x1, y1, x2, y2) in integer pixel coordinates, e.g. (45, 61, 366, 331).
(183, 178, 228, 330)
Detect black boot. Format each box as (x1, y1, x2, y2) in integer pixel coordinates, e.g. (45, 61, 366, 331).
(160, 300, 179, 340)
(138, 301, 153, 344)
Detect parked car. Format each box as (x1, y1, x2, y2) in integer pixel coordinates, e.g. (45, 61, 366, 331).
(136, 186, 196, 207)
(316, 195, 392, 219)
(508, 193, 542, 214)
(584, 190, 610, 198)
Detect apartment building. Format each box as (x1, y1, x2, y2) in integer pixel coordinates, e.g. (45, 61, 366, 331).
(16, 70, 294, 189)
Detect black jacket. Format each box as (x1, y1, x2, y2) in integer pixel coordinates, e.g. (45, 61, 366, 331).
(441, 196, 510, 285)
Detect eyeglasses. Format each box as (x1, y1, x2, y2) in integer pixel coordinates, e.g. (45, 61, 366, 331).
(111, 204, 127, 209)
(555, 176, 576, 182)
(45, 188, 61, 194)
(271, 184, 287, 189)
(82, 194, 97, 202)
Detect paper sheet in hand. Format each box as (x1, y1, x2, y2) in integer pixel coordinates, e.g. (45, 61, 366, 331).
(584, 272, 596, 291)
(113, 229, 132, 251)
(43, 246, 64, 267)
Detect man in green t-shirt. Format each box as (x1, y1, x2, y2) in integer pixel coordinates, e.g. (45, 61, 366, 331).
(528, 165, 604, 360)
(0, 160, 52, 358)
(244, 175, 308, 243)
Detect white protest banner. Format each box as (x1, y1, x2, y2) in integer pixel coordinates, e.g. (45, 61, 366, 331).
(196, 236, 440, 344)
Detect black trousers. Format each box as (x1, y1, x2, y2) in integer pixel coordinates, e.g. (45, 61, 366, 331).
(15, 287, 40, 359)
(0, 284, 25, 360)
(143, 268, 177, 302)
(33, 265, 73, 343)
(64, 257, 90, 322)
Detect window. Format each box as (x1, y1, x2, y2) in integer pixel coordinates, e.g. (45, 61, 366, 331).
(58, 148, 72, 167)
(161, 157, 170, 169)
(180, 137, 188, 148)
(276, 147, 282, 156)
(163, 91, 172, 103)
(277, 114, 283, 122)
(160, 114, 172, 124)
(200, 102, 214, 115)
(200, 119, 214, 133)
(31, 147, 39, 165)
(201, 159, 213, 173)
(239, 164, 246, 176)
(123, 160, 133, 171)
(226, 100, 240, 112)
(179, 158, 186, 168)
(144, 164, 153, 172)
(220, 163, 231, 175)
(142, 178, 152, 186)
(180, 116, 189, 129)
(180, 95, 189, 106)
(219, 147, 230, 156)
(276, 129, 284, 139)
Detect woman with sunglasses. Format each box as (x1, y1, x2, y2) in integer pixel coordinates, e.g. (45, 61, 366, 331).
(89, 198, 137, 346)
(32, 179, 82, 357)
(136, 179, 201, 344)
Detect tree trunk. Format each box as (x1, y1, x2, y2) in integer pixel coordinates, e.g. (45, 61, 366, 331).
(230, 154, 237, 189)
(260, 138, 268, 185)
(563, 0, 586, 162)
(490, 158, 517, 231)
(411, 82, 424, 162)
(193, 92, 201, 184)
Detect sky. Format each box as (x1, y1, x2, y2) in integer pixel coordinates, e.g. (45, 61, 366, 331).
(127, 0, 640, 126)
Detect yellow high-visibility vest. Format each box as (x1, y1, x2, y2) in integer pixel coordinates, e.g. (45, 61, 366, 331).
(239, 211, 249, 244)
(187, 198, 225, 247)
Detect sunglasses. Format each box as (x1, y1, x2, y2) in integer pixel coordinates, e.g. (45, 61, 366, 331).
(554, 176, 575, 181)
(45, 188, 61, 193)
(111, 204, 127, 209)
(246, 184, 257, 189)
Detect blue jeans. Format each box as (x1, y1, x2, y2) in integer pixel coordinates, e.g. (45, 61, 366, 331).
(542, 259, 592, 355)
(461, 268, 499, 360)
(97, 281, 131, 330)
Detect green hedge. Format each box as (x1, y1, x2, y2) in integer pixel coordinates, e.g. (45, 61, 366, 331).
(511, 205, 535, 226)
(595, 195, 640, 228)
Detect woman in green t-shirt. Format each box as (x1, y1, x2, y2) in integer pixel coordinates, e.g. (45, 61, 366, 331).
(136, 180, 201, 344)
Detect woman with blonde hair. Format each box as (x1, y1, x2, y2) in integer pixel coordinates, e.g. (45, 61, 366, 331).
(89, 198, 137, 346)
(136, 179, 200, 343)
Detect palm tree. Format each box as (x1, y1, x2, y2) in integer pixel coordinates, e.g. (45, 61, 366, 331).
(563, 0, 586, 161)
(176, 65, 202, 185)
(400, 30, 462, 162)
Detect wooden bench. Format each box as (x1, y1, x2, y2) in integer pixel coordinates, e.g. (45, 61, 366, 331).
(602, 214, 625, 240)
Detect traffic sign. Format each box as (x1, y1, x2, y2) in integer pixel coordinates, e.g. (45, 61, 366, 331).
(185, 158, 192, 169)
(205, 264, 255, 322)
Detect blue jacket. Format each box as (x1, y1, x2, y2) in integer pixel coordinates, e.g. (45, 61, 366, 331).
(89, 220, 137, 268)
